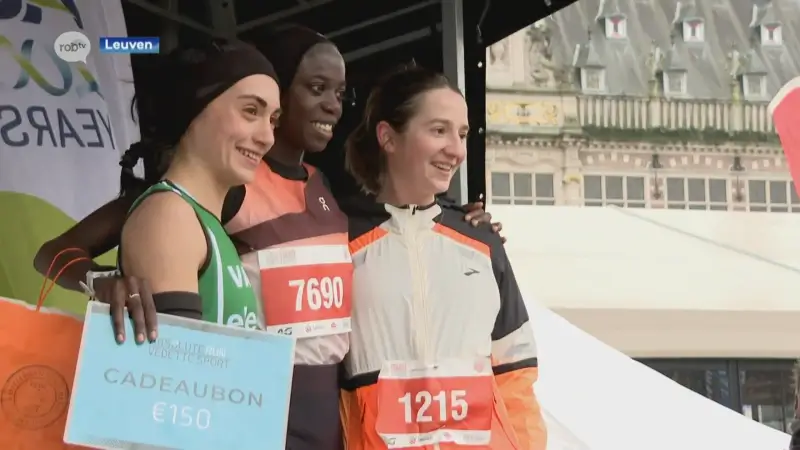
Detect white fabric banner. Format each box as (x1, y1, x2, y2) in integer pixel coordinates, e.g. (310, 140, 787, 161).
(526, 301, 791, 450)
(0, 0, 137, 313)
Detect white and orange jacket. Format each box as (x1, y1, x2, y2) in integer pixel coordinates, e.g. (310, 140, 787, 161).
(339, 196, 546, 450)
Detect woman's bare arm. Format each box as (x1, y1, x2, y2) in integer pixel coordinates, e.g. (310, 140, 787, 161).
(33, 196, 132, 292)
(120, 192, 206, 295)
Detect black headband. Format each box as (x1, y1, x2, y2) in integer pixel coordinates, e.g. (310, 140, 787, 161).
(175, 43, 279, 140)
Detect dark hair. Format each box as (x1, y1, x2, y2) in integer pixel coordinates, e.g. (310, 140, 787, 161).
(119, 39, 278, 198)
(255, 24, 333, 93)
(344, 65, 459, 194)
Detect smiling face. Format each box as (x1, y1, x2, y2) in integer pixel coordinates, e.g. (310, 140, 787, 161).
(379, 87, 469, 203)
(183, 74, 281, 185)
(277, 43, 346, 153)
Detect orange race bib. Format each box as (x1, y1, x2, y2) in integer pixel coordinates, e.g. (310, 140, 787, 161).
(375, 358, 494, 448)
(257, 244, 352, 338)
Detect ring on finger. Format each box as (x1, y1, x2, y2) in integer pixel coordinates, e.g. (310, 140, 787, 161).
(129, 293, 141, 299)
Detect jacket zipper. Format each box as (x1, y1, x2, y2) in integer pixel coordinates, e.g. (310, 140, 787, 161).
(405, 206, 438, 449)
(405, 206, 428, 360)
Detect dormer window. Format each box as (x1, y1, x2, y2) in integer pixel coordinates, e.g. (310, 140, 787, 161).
(657, 42, 687, 97)
(683, 19, 704, 42)
(605, 14, 627, 39)
(761, 23, 782, 46)
(572, 35, 607, 94)
(743, 74, 767, 98)
(596, 0, 627, 40)
(750, 3, 782, 47)
(664, 71, 687, 96)
(739, 48, 769, 100)
(581, 68, 606, 92)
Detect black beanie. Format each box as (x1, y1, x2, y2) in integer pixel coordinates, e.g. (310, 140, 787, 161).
(257, 25, 332, 92)
(162, 39, 278, 144)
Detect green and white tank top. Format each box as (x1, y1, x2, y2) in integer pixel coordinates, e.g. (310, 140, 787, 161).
(121, 181, 262, 329)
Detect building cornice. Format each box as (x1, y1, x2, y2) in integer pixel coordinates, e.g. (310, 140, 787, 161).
(486, 133, 783, 156)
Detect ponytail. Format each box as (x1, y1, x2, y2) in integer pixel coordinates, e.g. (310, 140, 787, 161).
(118, 54, 177, 199)
(118, 141, 170, 199)
(119, 142, 144, 196)
(344, 120, 384, 194)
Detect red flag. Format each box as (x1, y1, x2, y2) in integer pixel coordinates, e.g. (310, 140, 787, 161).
(769, 77, 800, 198)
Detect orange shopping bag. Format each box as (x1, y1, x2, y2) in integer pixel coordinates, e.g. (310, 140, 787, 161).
(0, 249, 92, 449)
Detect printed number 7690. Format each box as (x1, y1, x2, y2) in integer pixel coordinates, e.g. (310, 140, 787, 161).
(288, 276, 344, 311)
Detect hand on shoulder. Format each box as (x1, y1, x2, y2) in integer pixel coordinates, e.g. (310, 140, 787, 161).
(459, 201, 506, 243)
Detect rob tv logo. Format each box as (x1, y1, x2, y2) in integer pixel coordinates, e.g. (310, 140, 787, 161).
(99, 36, 160, 54)
(54, 31, 91, 63)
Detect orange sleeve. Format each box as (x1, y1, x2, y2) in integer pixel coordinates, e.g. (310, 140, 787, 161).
(495, 367, 547, 450)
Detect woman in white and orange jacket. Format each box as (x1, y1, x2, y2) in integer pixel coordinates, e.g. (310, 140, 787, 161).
(338, 65, 547, 450)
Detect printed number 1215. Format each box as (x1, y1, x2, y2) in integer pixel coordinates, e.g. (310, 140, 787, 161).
(398, 390, 468, 424)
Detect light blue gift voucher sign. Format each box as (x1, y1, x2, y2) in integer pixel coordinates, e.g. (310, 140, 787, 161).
(65, 302, 296, 450)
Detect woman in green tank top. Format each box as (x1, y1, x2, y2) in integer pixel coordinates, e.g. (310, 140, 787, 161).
(116, 39, 281, 331)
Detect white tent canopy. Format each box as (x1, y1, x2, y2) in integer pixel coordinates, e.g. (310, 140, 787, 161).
(529, 303, 791, 450)
(493, 205, 800, 358)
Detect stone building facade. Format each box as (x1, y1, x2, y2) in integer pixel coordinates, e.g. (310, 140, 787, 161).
(486, 0, 797, 214)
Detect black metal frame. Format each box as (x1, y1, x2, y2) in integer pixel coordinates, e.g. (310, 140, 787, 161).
(461, 0, 487, 202)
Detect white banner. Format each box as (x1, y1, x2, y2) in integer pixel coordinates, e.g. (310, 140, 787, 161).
(0, 0, 137, 313)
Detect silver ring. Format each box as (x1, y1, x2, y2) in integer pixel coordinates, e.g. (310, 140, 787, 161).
(128, 293, 140, 299)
